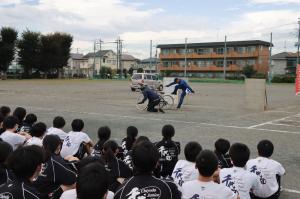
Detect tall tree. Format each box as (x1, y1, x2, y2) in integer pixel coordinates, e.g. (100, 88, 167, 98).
(0, 27, 18, 74)
(40, 32, 73, 77)
(17, 30, 41, 77)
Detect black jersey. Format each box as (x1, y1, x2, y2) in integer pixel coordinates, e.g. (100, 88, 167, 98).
(19, 122, 32, 134)
(155, 139, 180, 177)
(0, 179, 45, 199)
(0, 164, 14, 186)
(215, 152, 232, 169)
(123, 150, 133, 170)
(33, 155, 76, 199)
(114, 174, 181, 199)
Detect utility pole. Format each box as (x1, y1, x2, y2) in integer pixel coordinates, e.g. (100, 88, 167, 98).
(150, 40, 153, 72)
(297, 18, 300, 69)
(184, 38, 187, 77)
(223, 36, 227, 79)
(120, 38, 123, 78)
(99, 39, 103, 77)
(268, 32, 273, 83)
(93, 41, 96, 78)
(155, 47, 158, 73)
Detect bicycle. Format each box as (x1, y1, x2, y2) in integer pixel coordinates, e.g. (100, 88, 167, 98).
(136, 91, 175, 111)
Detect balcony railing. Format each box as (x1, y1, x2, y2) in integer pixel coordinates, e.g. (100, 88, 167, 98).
(160, 51, 261, 59)
(159, 64, 245, 72)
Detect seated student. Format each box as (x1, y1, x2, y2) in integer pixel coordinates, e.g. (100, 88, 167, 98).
(0, 145, 45, 199)
(47, 116, 67, 141)
(0, 141, 13, 186)
(60, 119, 93, 159)
(114, 141, 181, 199)
(0, 106, 11, 118)
(246, 140, 285, 199)
(121, 126, 138, 156)
(60, 156, 114, 199)
(93, 126, 111, 156)
(155, 124, 180, 177)
(215, 138, 233, 169)
(26, 122, 47, 147)
(13, 107, 27, 132)
(182, 150, 237, 199)
(19, 113, 37, 133)
(172, 141, 202, 188)
(34, 135, 76, 199)
(0, 116, 31, 150)
(220, 143, 261, 199)
(100, 140, 133, 192)
(123, 136, 150, 170)
(0, 114, 5, 135)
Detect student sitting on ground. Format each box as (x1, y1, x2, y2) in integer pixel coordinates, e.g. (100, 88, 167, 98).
(47, 116, 68, 141)
(220, 143, 261, 199)
(246, 140, 285, 199)
(182, 150, 237, 199)
(25, 122, 47, 147)
(0, 141, 13, 186)
(0, 106, 11, 118)
(100, 140, 133, 192)
(114, 141, 181, 199)
(19, 113, 37, 133)
(60, 119, 93, 159)
(0, 116, 31, 150)
(155, 124, 180, 178)
(215, 138, 233, 169)
(34, 135, 76, 199)
(13, 107, 27, 132)
(0, 114, 4, 135)
(121, 126, 138, 156)
(172, 141, 202, 188)
(93, 126, 111, 156)
(0, 145, 45, 199)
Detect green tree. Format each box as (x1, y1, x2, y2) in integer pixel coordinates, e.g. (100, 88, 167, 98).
(0, 27, 18, 75)
(17, 30, 41, 77)
(128, 67, 134, 75)
(123, 68, 127, 78)
(100, 66, 112, 78)
(242, 65, 257, 78)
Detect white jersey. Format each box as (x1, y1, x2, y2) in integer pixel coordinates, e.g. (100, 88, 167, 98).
(60, 189, 114, 199)
(171, 160, 198, 188)
(0, 130, 26, 150)
(246, 157, 285, 198)
(182, 180, 237, 199)
(25, 137, 43, 147)
(47, 127, 67, 140)
(60, 131, 91, 158)
(220, 166, 261, 199)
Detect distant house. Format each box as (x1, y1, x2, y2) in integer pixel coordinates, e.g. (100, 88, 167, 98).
(271, 52, 298, 75)
(83, 50, 117, 74)
(121, 54, 139, 70)
(132, 58, 159, 73)
(66, 53, 89, 77)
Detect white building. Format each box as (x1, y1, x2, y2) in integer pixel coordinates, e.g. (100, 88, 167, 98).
(84, 50, 117, 74)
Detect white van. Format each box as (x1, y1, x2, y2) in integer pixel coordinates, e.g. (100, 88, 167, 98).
(130, 73, 163, 91)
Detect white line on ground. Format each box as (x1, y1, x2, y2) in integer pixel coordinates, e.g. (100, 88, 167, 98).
(247, 115, 296, 129)
(283, 188, 300, 194)
(270, 123, 300, 128)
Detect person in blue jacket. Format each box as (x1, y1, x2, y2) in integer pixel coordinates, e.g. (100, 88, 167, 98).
(166, 78, 195, 109)
(137, 84, 165, 113)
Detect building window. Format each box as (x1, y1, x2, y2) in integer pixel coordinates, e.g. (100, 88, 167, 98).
(188, 49, 195, 53)
(161, 49, 170, 55)
(163, 61, 171, 67)
(216, 48, 224, 54)
(237, 47, 246, 53)
(197, 61, 207, 67)
(287, 59, 296, 67)
(178, 49, 186, 54)
(179, 61, 185, 67)
(236, 60, 246, 67)
(170, 49, 176, 54)
(103, 58, 106, 63)
(247, 59, 255, 66)
(216, 60, 223, 67)
(246, 46, 256, 52)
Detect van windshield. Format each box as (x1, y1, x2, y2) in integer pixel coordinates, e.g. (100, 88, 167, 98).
(132, 74, 142, 80)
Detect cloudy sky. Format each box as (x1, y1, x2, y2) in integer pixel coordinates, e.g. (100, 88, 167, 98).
(0, 0, 299, 58)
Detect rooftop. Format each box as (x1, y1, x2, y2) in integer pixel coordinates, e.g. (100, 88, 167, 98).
(83, 50, 113, 58)
(157, 40, 273, 49)
(70, 53, 86, 60)
(272, 52, 298, 59)
(122, 54, 138, 61)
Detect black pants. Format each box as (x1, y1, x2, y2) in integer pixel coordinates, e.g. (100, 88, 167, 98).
(147, 99, 160, 112)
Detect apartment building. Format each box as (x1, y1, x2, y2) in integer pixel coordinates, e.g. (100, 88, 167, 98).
(157, 40, 272, 77)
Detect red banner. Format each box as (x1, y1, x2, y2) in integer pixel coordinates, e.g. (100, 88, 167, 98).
(296, 64, 300, 95)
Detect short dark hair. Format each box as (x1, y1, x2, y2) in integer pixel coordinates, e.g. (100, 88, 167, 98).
(13, 107, 27, 124)
(24, 114, 37, 125)
(53, 116, 66, 129)
(6, 145, 44, 179)
(97, 126, 111, 140)
(174, 78, 179, 83)
(215, 138, 230, 155)
(229, 143, 250, 167)
(257, 140, 274, 158)
(76, 162, 109, 199)
(196, 150, 218, 177)
(162, 124, 175, 139)
(0, 106, 11, 117)
(134, 136, 150, 147)
(43, 135, 62, 155)
(3, 116, 18, 130)
(132, 141, 159, 173)
(71, 119, 84, 132)
(30, 122, 47, 137)
(184, 142, 202, 162)
(0, 114, 4, 124)
(0, 141, 13, 163)
(126, 126, 138, 151)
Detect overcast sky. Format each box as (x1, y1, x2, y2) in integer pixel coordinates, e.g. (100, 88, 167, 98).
(0, 0, 299, 58)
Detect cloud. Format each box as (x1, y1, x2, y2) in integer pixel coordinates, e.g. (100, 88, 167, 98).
(249, 0, 300, 4)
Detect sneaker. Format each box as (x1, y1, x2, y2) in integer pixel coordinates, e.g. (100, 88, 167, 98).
(159, 109, 165, 113)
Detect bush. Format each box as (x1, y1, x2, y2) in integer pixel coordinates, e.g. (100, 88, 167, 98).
(271, 75, 296, 83)
(242, 65, 257, 78)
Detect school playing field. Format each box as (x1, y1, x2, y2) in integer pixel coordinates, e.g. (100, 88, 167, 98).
(0, 79, 299, 198)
